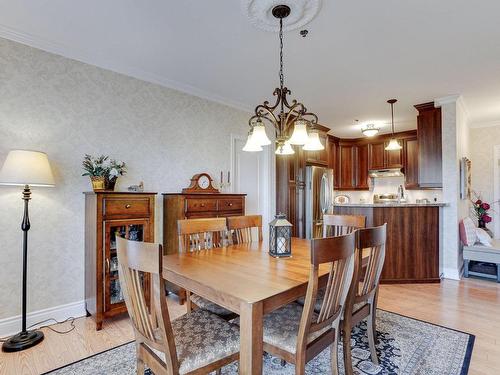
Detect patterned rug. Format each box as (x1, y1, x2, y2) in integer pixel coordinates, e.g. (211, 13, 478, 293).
(44, 310, 474, 375)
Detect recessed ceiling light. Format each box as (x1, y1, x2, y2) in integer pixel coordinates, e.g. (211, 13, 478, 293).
(361, 123, 380, 137)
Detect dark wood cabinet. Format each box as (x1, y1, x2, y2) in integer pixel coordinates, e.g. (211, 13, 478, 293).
(334, 205, 440, 283)
(384, 143, 403, 168)
(403, 137, 419, 189)
(162, 193, 246, 254)
(337, 144, 356, 190)
(84, 192, 156, 330)
(415, 102, 442, 188)
(355, 143, 369, 189)
(368, 142, 386, 170)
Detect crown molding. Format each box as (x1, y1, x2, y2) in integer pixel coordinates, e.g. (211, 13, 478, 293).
(434, 94, 461, 107)
(0, 24, 253, 114)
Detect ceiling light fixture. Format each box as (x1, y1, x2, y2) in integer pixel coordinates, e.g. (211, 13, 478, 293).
(361, 123, 380, 137)
(242, 4, 321, 155)
(385, 99, 402, 151)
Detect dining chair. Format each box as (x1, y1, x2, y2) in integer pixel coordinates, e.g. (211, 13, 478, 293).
(227, 215, 263, 244)
(323, 214, 366, 238)
(260, 232, 356, 375)
(297, 214, 366, 310)
(342, 224, 387, 375)
(115, 236, 239, 375)
(177, 218, 236, 319)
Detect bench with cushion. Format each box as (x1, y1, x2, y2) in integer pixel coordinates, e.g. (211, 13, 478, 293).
(463, 239, 500, 282)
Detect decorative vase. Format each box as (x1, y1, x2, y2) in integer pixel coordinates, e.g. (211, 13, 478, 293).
(105, 177, 117, 191)
(90, 176, 105, 191)
(478, 219, 486, 229)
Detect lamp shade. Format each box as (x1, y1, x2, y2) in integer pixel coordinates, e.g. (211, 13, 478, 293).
(0, 150, 55, 187)
(275, 141, 295, 155)
(250, 123, 271, 146)
(288, 120, 309, 145)
(385, 138, 402, 151)
(303, 131, 325, 151)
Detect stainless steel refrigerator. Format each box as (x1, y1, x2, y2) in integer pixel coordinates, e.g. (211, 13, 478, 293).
(305, 166, 334, 239)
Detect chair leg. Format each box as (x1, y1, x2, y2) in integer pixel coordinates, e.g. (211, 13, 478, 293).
(295, 358, 306, 375)
(464, 259, 470, 278)
(136, 355, 144, 375)
(372, 288, 379, 343)
(367, 302, 379, 365)
(215, 369, 221, 375)
(330, 323, 340, 375)
(342, 318, 354, 375)
(186, 291, 193, 313)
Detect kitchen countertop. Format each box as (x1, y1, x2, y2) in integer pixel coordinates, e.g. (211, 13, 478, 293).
(333, 202, 448, 207)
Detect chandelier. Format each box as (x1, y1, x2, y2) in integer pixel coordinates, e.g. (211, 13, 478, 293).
(243, 4, 322, 155)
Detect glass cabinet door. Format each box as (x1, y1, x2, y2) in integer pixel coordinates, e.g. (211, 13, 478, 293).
(104, 219, 150, 312)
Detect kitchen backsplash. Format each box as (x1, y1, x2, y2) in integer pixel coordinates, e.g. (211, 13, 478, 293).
(336, 176, 443, 203)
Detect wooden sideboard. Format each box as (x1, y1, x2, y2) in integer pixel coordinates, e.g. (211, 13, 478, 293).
(84, 191, 156, 330)
(162, 193, 246, 255)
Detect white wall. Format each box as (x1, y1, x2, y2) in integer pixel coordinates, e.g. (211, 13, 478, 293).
(469, 124, 500, 237)
(437, 95, 470, 280)
(0, 38, 251, 320)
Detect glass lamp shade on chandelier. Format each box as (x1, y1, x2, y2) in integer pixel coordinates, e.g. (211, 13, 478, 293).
(385, 99, 402, 151)
(242, 5, 323, 155)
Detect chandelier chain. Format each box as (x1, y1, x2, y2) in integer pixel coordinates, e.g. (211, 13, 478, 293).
(279, 18, 284, 92)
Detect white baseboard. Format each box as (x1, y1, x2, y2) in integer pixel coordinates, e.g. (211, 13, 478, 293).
(0, 300, 86, 338)
(442, 267, 463, 281)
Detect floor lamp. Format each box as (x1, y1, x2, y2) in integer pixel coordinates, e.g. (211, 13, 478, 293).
(0, 150, 55, 352)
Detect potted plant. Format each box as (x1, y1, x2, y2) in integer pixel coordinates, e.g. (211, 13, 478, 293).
(471, 192, 496, 228)
(82, 154, 108, 191)
(105, 159, 127, 190)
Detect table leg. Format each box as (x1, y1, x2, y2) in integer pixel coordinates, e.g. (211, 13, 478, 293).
(239, 301, 263, 375)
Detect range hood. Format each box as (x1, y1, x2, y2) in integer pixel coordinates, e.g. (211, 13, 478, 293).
(368, 168, 404, 178)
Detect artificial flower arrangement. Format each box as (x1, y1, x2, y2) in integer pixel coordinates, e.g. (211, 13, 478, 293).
(82, 154, 127, 191)
(471, 192, 495, 228)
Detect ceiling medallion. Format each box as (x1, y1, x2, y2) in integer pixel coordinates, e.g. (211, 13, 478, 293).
(242, 0, 322, 32)
(385, 99, 403, 151)
(243, 4, 322, 155)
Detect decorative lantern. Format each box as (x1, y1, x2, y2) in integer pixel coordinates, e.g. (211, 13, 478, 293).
(269, 214, 292, 257)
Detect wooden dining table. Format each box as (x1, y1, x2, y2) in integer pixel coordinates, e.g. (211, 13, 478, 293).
(162, 237, 344, 374)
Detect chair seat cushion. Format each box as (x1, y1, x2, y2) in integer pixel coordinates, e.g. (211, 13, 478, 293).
(296, 288, 326, 312)
(190, 294, 235, 317)
(155, 309, 239, 374)
(261, 302, 331, 354)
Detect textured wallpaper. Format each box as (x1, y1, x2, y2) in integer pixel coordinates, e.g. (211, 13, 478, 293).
(0, 38, 250, 319)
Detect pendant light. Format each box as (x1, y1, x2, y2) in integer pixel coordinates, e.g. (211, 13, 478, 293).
(385, 99, 402, 151)
(242, 129, 263, 152)
(275, 140, 295, 155)
(361, 123, 380, 137)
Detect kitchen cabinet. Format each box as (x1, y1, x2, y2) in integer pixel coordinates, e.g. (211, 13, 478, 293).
(415, 102, 442, 188)
(368, 142, 385, 170)
(355, 144, 369, 189)
(403, 136, 419, 189)
(337, 144, 356, 190)
(384, 142, 403, 168)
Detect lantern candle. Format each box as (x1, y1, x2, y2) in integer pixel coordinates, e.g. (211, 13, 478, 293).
(269, 213, 292, 258)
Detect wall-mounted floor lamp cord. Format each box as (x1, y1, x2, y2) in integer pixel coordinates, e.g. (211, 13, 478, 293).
(0, 316, 76, 343)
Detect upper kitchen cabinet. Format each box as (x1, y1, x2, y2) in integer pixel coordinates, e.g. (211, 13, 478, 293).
(415, 102, 442, 188)
(368, 142, 386, 170)
(384, 142, 403, 168)
(403, 136, 419, 189)
(337, 143, 356, 190)
(356, 143, 369, 189)
(304, 125, 330, 166)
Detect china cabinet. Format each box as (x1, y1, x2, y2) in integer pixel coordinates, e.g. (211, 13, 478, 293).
(84, 192, 156, 330)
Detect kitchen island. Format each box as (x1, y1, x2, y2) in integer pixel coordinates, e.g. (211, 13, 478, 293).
(334, 203, 447, 283)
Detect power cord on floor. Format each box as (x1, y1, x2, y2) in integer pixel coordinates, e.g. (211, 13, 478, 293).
(0, 316, 76, 342)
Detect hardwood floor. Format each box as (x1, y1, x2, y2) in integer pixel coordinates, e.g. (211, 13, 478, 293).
(1, 278, 498, 375)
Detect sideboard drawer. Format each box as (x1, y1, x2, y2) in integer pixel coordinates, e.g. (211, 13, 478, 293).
(218, 198, 243, 212)
(103, 198, 151, 218)
(186, 199, 217, 213)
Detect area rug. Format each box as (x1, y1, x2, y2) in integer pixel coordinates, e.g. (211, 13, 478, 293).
(44, 310, 474, 375)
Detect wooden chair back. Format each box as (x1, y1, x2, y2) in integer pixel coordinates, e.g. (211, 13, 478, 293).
(297, 232, 356, 350)
(177, 218, 227, 252)
(116, 236, 179, 374)
(354, 224, 387, 304)
(323, 214, 366, 238)
(227, 215, 263, 244)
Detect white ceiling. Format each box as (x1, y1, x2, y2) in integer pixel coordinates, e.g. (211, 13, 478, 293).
(1, 0, 500, 138)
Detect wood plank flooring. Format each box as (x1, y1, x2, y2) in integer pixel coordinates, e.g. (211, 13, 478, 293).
(0, 278, 498, 375)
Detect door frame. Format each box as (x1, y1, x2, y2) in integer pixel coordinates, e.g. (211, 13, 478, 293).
(230, 134, 275, 235)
